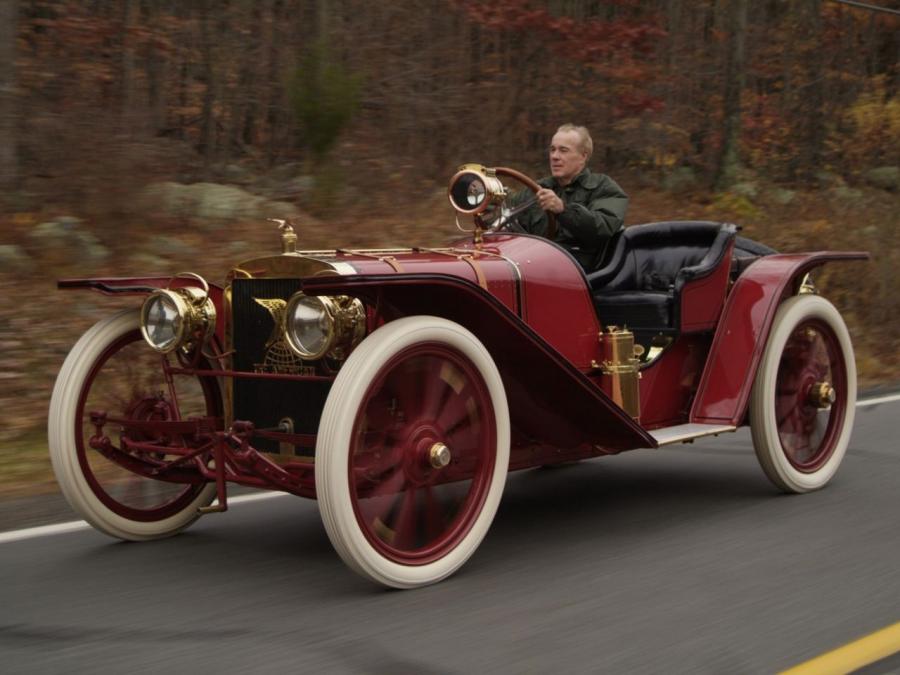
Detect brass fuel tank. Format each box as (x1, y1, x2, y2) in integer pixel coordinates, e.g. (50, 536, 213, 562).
(599, 326, 642, 421)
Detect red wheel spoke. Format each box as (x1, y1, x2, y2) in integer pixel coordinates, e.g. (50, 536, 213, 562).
(420, 369, 452, 421)
(368, 466, 406, 499)
(776, 406, 799, 428)
(423, 486, 446, 541)
(391, 488, 419, 550)
(348, 342, 496, 564)
(387, 356, 431, 420)
(772, 318, 848, 473)
(437, 390, 472, 431)
(74, 328, 219, 521)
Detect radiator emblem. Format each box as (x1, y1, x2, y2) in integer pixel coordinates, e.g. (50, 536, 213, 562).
(252, 298, 315, 375)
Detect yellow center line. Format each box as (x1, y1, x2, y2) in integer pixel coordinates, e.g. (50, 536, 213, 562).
(780, 621, 900, 675)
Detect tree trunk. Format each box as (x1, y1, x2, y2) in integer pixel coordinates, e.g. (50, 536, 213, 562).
(715, 0, 748, 191)
(199, 0, 216, 172)
(0, 0, 19, 194)
(798, 0, 824, 181)
(120, 0, 137, 133)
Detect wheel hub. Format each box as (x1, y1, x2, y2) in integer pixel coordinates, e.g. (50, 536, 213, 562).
(401, 425, 449, 484)
(428, 442, 452, 469)
(807, 381, 836, 409)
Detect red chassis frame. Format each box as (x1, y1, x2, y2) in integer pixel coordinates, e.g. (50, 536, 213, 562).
(58, 241, 867, 508)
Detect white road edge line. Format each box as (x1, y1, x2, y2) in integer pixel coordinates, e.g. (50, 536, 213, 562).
(3, 393, 899, 545)
(0, 491, 289, 545)
(856, 392, 900, 407)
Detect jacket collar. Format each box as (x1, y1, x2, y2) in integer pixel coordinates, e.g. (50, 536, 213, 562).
(542, 167, 601, 190)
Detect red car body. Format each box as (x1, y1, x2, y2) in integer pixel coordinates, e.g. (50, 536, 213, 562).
(51, 204, 867, 588)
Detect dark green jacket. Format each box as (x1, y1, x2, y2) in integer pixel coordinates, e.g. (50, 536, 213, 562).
(508, 168, 628, 271)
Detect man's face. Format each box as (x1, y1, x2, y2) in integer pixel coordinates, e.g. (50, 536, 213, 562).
(549, 130, 587, 185)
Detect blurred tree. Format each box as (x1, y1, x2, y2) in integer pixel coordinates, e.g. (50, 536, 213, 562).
(288, 40, 361, 162)
(0, 0, 18, 193)
(795, 0, 826, 180)
(715, 0, 749, 190)
(120, 0, 136, 131)
(1, 0, 895, 192)
(199, 0, 216, 171)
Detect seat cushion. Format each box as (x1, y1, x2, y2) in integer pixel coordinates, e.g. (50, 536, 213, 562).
(593, 290, 672, 331)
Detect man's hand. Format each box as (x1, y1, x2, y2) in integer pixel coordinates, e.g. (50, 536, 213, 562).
(536, 188, 565, 214)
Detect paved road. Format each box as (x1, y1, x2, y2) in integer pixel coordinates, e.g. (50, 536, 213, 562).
(2, 398, 898, 673)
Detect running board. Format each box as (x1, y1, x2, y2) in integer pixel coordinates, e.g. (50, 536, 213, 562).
(649, 423, 738, 447)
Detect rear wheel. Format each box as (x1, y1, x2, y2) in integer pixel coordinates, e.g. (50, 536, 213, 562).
(750, 295, 856, 493)
(316, 316, 510, 588)
(49, 310, 219, 540)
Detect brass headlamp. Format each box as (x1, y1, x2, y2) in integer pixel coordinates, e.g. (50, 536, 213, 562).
(283, 293, 365, 361)
(140, 274, 217, 354)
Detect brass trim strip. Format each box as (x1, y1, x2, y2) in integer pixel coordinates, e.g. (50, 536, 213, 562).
(336, 249, 405, 273)
(459, 255, 488, 290)
(224, 284, 234, 428)
(412, 246, 460, 259)
(382, 256, 405, 273)
(414, 246, 523, 315)
(335, 247, 426, 256)
(476, 249, 524, 316)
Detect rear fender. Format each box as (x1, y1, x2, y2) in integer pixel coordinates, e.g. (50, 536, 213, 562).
(302, 273, 656, 452)
(58, 276, 226, 345)
(690, 252, 868, 426)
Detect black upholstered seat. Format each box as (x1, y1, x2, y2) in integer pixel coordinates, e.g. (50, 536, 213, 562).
(587, 221, 737, 334)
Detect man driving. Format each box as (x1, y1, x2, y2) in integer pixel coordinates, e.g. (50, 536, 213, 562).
(506, 124, 628, 271)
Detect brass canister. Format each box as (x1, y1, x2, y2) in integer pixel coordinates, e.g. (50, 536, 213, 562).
(600, 326, 642, 420)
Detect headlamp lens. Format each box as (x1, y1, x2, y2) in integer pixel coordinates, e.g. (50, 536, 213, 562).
(286, 295, 333, 358)
(141, 292, 183, 352)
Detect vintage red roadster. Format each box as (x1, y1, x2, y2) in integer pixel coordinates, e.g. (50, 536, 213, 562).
(49, 165, 867, 588)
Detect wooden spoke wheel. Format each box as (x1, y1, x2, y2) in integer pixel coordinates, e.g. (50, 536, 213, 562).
(49, 310, 220, 539)
(750, 296, 856, 493)
(316, 316, 510, 588)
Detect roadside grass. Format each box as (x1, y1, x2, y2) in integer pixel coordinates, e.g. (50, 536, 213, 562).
(0, 430, 58, 499)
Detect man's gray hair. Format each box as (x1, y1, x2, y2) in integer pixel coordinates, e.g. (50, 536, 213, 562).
(556, 124, 593, 160)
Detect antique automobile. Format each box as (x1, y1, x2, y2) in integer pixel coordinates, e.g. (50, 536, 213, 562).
(49, 164, 867, 588)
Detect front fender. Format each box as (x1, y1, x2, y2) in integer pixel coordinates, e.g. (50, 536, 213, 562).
(690, 252, 868, 426)
(58, 276, 226, 345)
(302, 273, 656, 452)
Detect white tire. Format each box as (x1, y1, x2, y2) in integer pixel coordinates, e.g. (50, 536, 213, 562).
(316, 316, 510, 588)
(49, 309, 217, 540)
(750, 295, 856, 493)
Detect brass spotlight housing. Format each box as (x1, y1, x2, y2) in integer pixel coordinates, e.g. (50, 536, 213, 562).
(448, 164, 508, 216)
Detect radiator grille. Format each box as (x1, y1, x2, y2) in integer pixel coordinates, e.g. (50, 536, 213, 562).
(231, 278, 332, 454)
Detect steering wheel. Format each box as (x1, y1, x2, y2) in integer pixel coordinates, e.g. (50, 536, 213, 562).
(489, 167, 558, 240)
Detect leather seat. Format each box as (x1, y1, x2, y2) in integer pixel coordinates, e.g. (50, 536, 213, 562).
(587, 221, 737, 333)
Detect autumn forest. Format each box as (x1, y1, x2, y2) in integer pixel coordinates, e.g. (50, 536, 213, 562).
(0, 1, 897, 488)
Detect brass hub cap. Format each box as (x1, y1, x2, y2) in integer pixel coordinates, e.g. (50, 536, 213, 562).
(808, 381, 836, 409)
(428, 442, 451, 469)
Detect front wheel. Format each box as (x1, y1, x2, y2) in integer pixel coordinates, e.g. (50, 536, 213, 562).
(750, 295, 856, 493)
(49, 309, 219, 540)
(316, 316, 510, 588)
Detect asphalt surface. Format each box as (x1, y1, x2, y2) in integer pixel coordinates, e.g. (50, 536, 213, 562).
(1, 398, 898, 674)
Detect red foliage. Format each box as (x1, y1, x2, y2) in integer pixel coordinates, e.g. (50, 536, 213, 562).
(449, 0, 666, 114)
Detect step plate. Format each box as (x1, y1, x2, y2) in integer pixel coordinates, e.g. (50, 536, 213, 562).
(649, 423, 738, 447)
